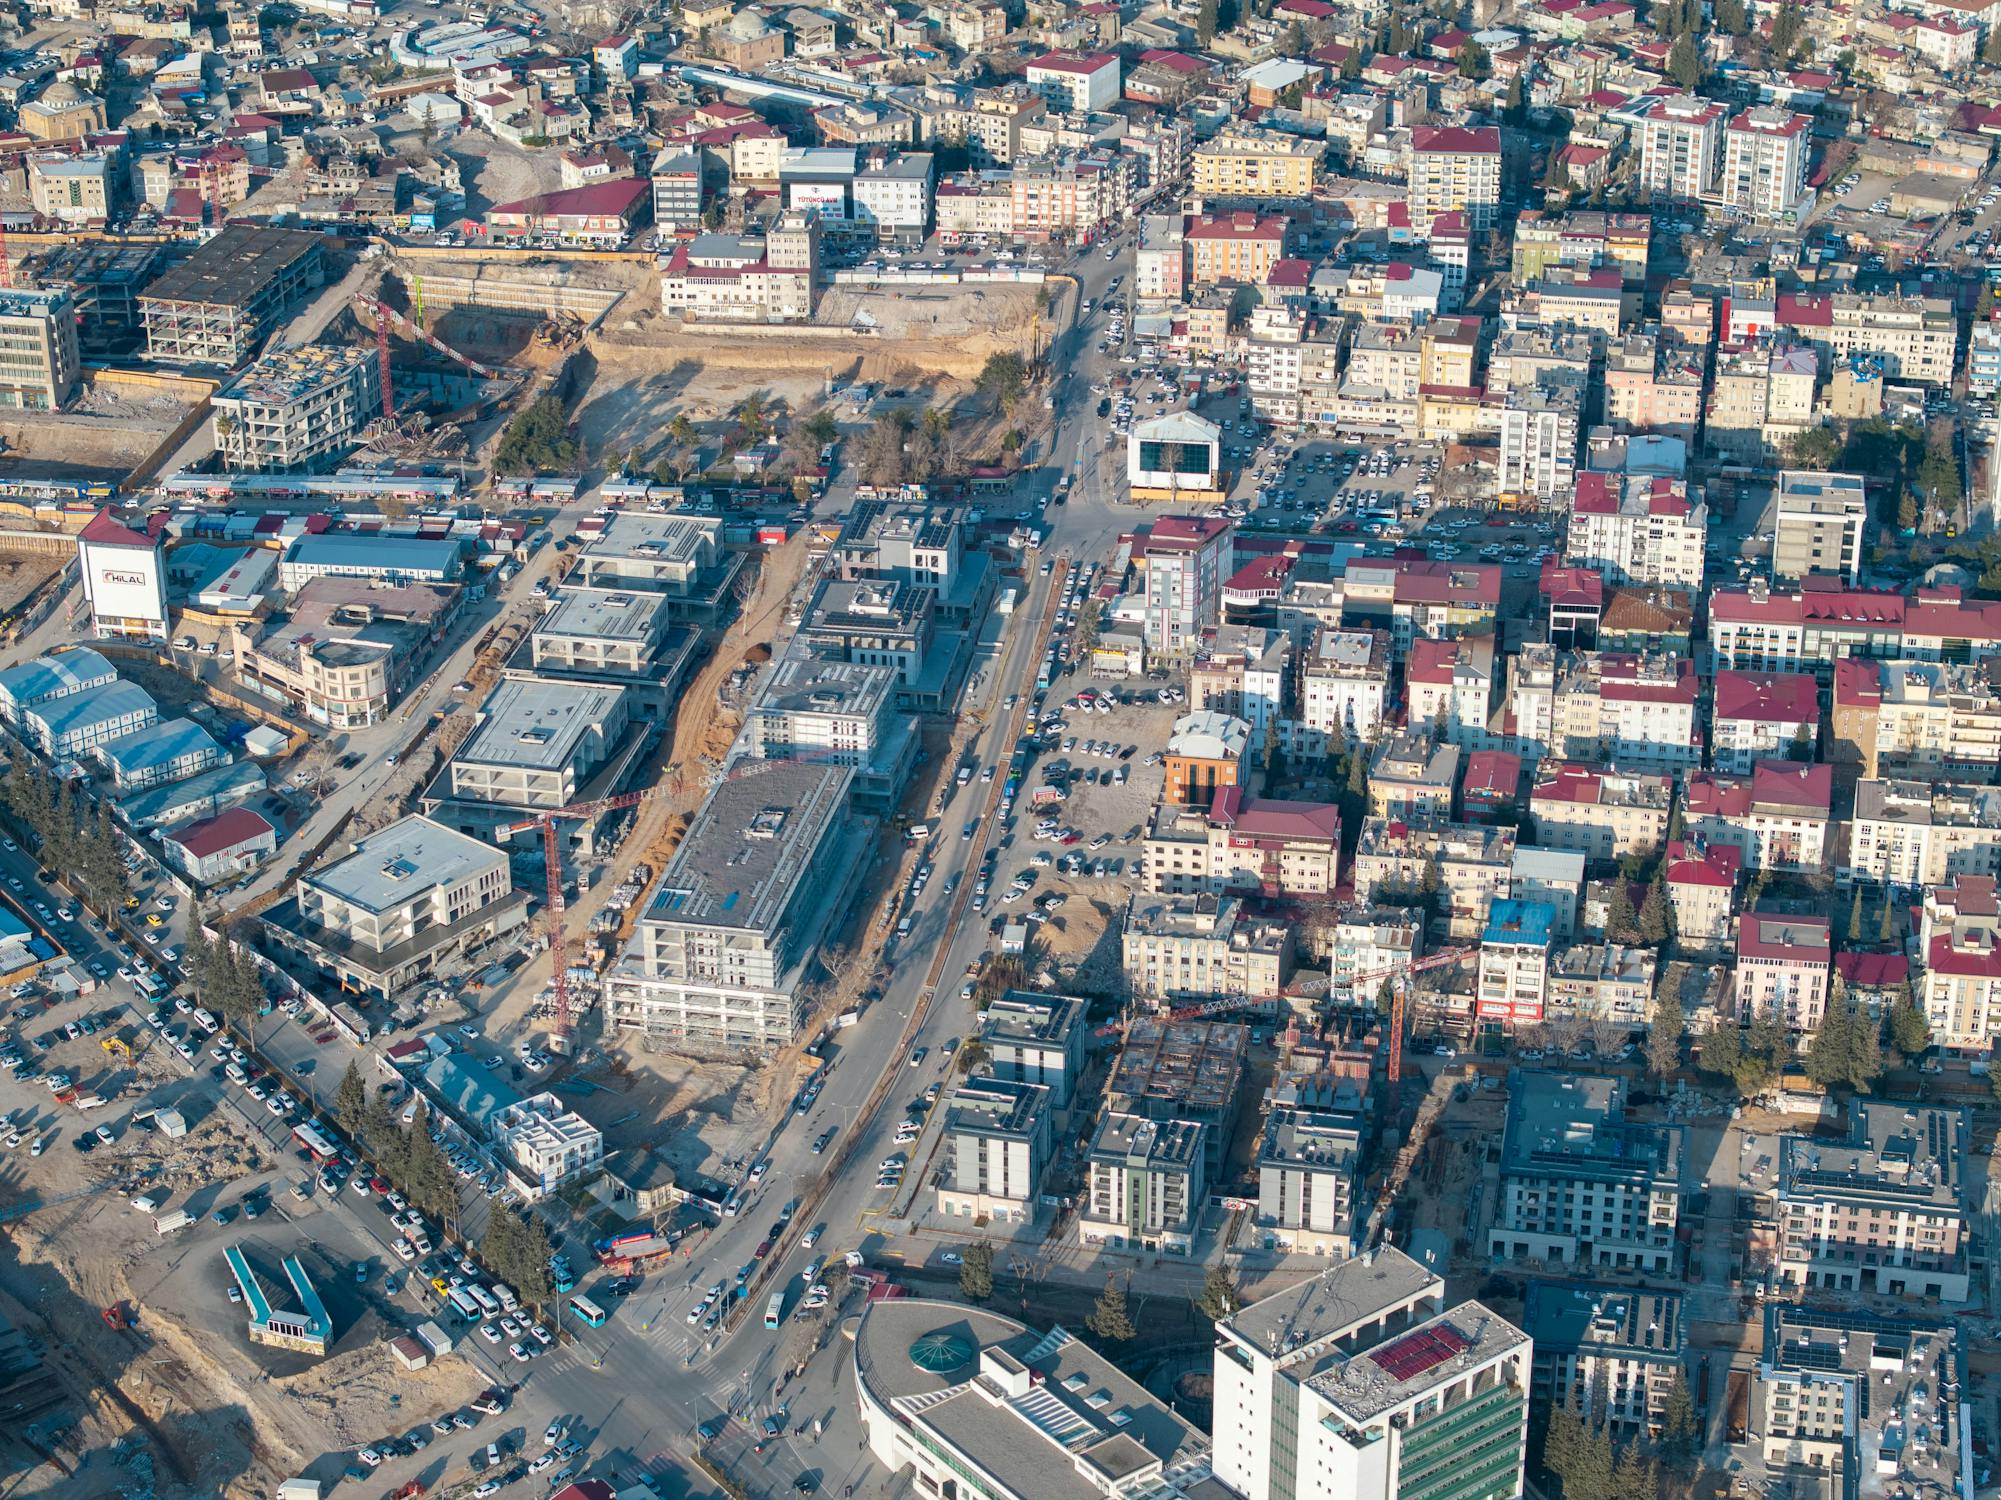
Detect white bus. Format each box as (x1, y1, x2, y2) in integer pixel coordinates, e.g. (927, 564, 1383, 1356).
(467, 1284, 500, 1317)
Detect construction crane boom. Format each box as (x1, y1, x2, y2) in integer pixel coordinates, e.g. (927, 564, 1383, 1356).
(1334, 946, 1473, 1085)
(502, 789, 651, 1048)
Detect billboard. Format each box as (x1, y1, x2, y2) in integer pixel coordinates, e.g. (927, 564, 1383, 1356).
(1136, 440, 1213, 477)
(80, 537, 167, 639)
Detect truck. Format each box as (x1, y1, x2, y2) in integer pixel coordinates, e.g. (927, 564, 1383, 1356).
(275, 1480, 322, 1500)
(595, 1230, 676, 1268)
(155, 1210, 194, 1236)
(997, 586, 1018, 615)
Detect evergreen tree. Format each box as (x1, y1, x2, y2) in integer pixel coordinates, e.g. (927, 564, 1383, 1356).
(1346, 749, 1368, 798)
(1540, 1403, 1586, 1493)
(1637, 869, 1670, 946)
(1665, 797, 1683, 843)
(1701, 1021, 1743, 1085)
(1456, 39, 1489, 77)
(1667, 30, 1702, 88)
(1660, 1366, 1699, 1470)
(1987, 22, 2001, 64)
(1878, 895, 1899, 946)
(1608, 880, 1636, 942)
(960, 1241, 995, 1302)
(1086, 1277, 1137, 1342)
(1647, 987, 1683, 1079)
(1846, 885, 1864, 944)
(1788, 723, 1814, 761)
(1569, 1421, 1617, 1500)
(1195, 1266, 1239, 1322)
(1376, 977, 1397, 1016)
(334, 1061, 367, 1137)
(1612, 1440, 1661, 1500)
(1768, 1, 1805, 58)
(1886, 996, 1930, 1060)
(1196, 0, 1219, 44)
(1716, 0, 1748, 31)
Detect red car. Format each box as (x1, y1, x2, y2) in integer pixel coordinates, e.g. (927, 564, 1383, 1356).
(1338, 520, 1359, 532)
(370, 1176, 391, 1194)
(1061, 834, 1081, 846)
(754, 1240, 773, 1260)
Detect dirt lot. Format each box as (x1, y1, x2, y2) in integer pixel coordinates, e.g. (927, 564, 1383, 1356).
(0, 380, 192, 473)
(0, 984, 485, 1498)
(0, 551, 62, 616)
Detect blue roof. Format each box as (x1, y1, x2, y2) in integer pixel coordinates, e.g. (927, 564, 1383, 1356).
(122, 760, 267, 827)
(97, 718, 226, 774)
(422, 1051, 523, 1130)
(30, 679, 155, 738)
(1483, 898, 1556, 947)
(0, 905, 29, 943)
(0, 649, 117, 708)
(283, 534, 465, 577)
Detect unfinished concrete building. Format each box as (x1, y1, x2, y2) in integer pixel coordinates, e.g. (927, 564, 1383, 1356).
(212, 343, 382, 472)
(1105, 1018, 1247, 1176)
(139, 225, 327, 365)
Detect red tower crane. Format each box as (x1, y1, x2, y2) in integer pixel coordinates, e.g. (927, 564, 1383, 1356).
(376, 301, 395, 423)
(503, 789, 651, 1048)
(0, 221, 11, 290)
(1340, 946, 1474, 1085)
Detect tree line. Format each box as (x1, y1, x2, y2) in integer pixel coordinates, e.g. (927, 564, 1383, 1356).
(0, 764, 130, 919)
(184, 925, 269, 1022)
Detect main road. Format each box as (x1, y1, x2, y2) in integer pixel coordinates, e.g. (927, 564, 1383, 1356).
(499, 241, 1142, 1493)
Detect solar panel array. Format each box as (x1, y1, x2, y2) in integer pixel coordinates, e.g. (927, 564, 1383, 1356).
(1367, 1324, 1468, 1383)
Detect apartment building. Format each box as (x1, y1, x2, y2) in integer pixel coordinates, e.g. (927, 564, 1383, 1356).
(1773, 470, 1868, 586)
(1491, 1071, 1683, 1274)
(1712, 669, 1819, 774)
(1707, 580, 1908, 674)
(1511, 209, 1651, 284)
(1406, 635, 1497, 749)
(1024, 50, 1119, 112)
(1783, 291, 1958, 387)
(1292, 626, 1391, 754)
(1663, 838, 1742, 946)
(1527, 763, 1673, 863)
(1734, 909, 1832, 1031)
(1187, 211, 1288, 286)
(1776, 1101, 1969, 1301)
(1683, 761, 1833, 873)
(1368, 732, 1460, 823)
(1602, 334, 1705, 441)
(1340, 557, 1502, 659)
(211, 343, 382, 473)
(1848, 779, 2001, 891)
(1564, 471, 1707, 589)
(1354, 818, 1517, 940)
(1510, 647, 1700, 771)
(1477, 899, 1556, 1030)
(936, 1077, 1052, 1224)
(1637, 93, 1725, 200)
(1255, 1106, 1362, 1257)
(1920, 875, 2001, 1050)
(1142, 788, 1342, 899)
(27, 151, 112, 225)
(1107, 1018, 1245, 1179)
(531, 586, 681, 684)
(1212, 1249, 1530, 1500)
(1079, 1112, 1207, 1254)
(606, 760, 859, 1050)
(979, 990, 1088, 1108)
(1123, 893, 1294, 1002)
(1325, 907, 1424, 998)
(1189, 625, 1289, 752)
(265, 814, 526, 1000)
(1408, 125, 1503, 234)
(1831, 657, 2001, 780)
(444, 678, 630, 814)
(656, 210, 821, 324)
(1513, 845, 1587, 939)
(0, 287, 81, 412)
(1498, 378, 1582, 502)
(1546, 941, 1658, 1026)
(1137, 515, 1232, 655)
(1191, 126, 1321, 199)
(1524, 1284, 1685, 1435)
(1721, 107, 1809, 218)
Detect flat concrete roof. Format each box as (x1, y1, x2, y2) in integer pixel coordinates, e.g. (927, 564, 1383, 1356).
(456, 677, 625, 774)
(138, 224, 324, 309)
(308, 814, 503, 915)
(753, 653, 896, 721)
(534, 586, 672, 644)
(1221, 1247, 1440, 1362)
(1308, 1301, 1528, 1424)
(644, 758, 852, 934)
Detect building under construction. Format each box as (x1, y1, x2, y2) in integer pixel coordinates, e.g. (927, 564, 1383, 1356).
(211, 343, 382, 471)
(28, 241, 166, 357)
(138, 224, 327, 365)
(1105, 1017, 1247, 1175)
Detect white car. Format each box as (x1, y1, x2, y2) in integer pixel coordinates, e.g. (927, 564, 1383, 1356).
(480, 1322, 502, 1343)
(508, 1341, 531, 1363)
(529, 1323, 552, 1346)
(357, 1449, 383, 1469)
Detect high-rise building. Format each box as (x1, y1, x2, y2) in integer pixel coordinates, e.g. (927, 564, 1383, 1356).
(1637, 93, 1726, 202)
(0, 288, 81, 412)
(1408, 125, 1503, 234)
(1722, 107, 1809, 220)
(1213, 1248, 1532, 1500)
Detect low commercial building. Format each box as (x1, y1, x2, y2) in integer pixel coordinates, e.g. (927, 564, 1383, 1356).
(1212, 1250, 1530, 1500)
(0, 288, 82, 411)
(1079, 1112, 1207, 1254)
(1524, 1284, 1685, 1435)
(1491, 1071, 1682, 1274)
(95, 718, 228, 792)
(139, 224, 327, 365)
(492, 1093, 603, 1197)
(1734, 909, 1831, 1031)
(159, 807, 279, 885)
(232, 579, 460, 729)
(1254, 1105, 1362, 1257)
(979, 990, 1088, 1109)
(936, 1076, 1052, 1224)
(606, 759, 860, 1052)
(852, 1299, 1223, 1500)
(486, 178, 648, 246)
(1527, 763, 1673, 864)
(211, 343, 382, 473)
(1847, 779, 2001, 892)
(1122, 893, 1293, 1005)
(1775, 1101, 1969, 1302)
(263, 814, 527, 1000)
(277, 534, 465, 591)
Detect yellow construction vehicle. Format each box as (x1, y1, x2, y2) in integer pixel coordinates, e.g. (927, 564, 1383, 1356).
(101, 1036, 132, 1059)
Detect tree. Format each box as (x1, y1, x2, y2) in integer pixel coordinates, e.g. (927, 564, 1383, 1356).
(1376, 977, 1397, 1016)
(1787, 425, 1841, 470)
(1637, 869, 1671, 947)
(1607, 880, 1636, 942)
(1987, 21, 2001, 64)
(1886, 995, 1930, 1060)
(1879, 895, 1899, 946)
(1196, 0, 1218, 44)
(734, 392, 771, 443)
(1715, 0, 1748, 31)
(1667, 29, 1702, 88)
(1768, 1, 1805, 58)
(1647, 987, 1683, 1079)
(1195, 1266, 1239, 1322)
(494, 394, 577, 474)
(1660, 1366, 1699, 1471)
(1540, 1405, 1586, 1496)
(1085, 1277, 1136, 1342)
(977, 351, 1028, 412)
(1898, 491, 1920, 532)
(1846, 885, 1864, 944)
(1612, 1440, 1660, 1500)
(1456, 39, 1489, 77)
(334, 1061, 367, 1137)
(959, 1240, 994, 1301)
(1918, 441, 1962, 529)
(956, 1037, 989, 1074)
(1788, 723, 1814, 762)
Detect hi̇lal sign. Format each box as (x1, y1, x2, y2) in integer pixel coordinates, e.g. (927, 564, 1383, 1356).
(101, 572, 152, 587)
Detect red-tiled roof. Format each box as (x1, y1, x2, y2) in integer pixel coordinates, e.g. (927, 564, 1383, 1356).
(1750, 759, 1831, 812)
(489, 177, 647, 219)
(1836, 950, 1910, 988)
(79, 508, 155, 548)
(1208, 789, 1341, 843)
(1665, 838, 1740, 888)
(1926, 930, 2001, 978)
(1532, 763, 1603, 805)
(1542, 562, 1606, 610)
(1713, 669, 1817, 724)
(1411, 125, 1501, 154)
(1831, 656, 1882, 710)
(166, 808, 274, 859)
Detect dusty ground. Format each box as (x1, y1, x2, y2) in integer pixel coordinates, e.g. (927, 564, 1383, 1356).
(0, 553, 61, 615)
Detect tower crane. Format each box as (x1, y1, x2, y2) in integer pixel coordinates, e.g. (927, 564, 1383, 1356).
(1332, 945, 1475, 1086)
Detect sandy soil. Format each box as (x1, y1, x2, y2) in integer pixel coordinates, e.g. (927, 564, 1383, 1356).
(0, 554, 61, 615)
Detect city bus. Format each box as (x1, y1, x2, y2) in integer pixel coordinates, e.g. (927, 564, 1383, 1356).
(467, 1284, 500, 1317)
(447, 1287, 483, 1320)
(764, 1291, 785, 1330)
(568, 1295, 607, 1328)
(292, 1120, 340, 1163)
